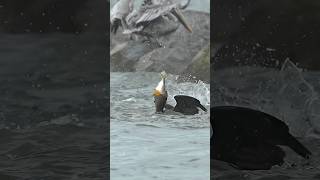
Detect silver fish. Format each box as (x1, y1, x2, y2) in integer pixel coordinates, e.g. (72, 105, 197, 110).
(153, 71, 168, 112)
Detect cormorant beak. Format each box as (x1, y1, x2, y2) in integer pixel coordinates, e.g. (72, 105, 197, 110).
(171, 8, 193, 33)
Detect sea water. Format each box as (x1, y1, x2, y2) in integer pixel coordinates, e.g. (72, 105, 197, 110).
(110, 72, 210, 180)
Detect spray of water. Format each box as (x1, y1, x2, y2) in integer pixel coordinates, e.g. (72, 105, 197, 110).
(213, 59, 320, 138)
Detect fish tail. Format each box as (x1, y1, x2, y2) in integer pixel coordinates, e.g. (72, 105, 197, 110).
(160, 71, 167, 79)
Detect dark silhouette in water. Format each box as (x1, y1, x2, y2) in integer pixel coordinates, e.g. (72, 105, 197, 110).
(165, 95, 207, 115)
(211, 106, 312, 170)
(152, 72, 207, 115)
(154, 94, 207, 115)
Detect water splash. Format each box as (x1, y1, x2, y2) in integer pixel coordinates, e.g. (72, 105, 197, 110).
(111, 72, 210, 129)
(213, 59, 320, 138)
(111, 72, 210, 180)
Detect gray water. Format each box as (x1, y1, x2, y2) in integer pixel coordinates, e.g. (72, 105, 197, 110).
(110, 72, 210, 180)
(0, 33, 108, 179)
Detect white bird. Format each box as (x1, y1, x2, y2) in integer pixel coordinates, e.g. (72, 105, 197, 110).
(123, 0, 192, 45)
(110, 0, 134, 34)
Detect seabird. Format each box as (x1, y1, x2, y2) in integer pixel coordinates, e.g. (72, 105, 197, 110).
(110, 0, 134, 34)
(123, 0, 192, 44)
(152, 71, 207, 115)
(211, 106, 312, 170)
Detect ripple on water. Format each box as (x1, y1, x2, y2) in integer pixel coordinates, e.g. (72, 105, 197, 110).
(110, 72, 210, 180)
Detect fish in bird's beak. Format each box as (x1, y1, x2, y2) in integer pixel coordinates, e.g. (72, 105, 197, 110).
(171, 8, 193, 33)
(153, 71, 168, 113)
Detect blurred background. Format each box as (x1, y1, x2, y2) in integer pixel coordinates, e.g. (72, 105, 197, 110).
(0, 0, 109, 179)
(212, 0, 320, 179)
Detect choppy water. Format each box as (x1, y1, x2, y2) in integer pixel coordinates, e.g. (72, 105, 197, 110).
(110, 72, 210, 180)
(0, 33, 108, 179)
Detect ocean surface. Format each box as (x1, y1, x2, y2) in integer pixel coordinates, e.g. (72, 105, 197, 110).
(110, 72, 210, 180)
(0, 33, 108, 179)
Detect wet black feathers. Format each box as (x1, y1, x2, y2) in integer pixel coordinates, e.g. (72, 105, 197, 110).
(211, 106, 312, 170)
(173, 95, 207, 115)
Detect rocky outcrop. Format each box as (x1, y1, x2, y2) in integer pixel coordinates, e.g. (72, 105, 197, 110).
(111, 10, 210, 82)
(178, 44, 210, 82)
